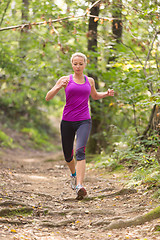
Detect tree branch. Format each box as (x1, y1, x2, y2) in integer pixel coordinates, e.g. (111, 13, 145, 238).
(120, 40, 156, 95)
(144, 29, 159, 70)
(0, 15, 85, 32)
(155, 43, 160, 75)
(120, 41, 144, 67)
(0, 0, 102, 32)
(0, 0, 11, 27)
(133, 104, 139, 136)
(87, 14, 119, 21)
(0, 13, 120, 32)
(141, 104, 157, 138)
(90, 0, 101, 8)
(0, 0, 118, 34)
(143, 29, 159, 95)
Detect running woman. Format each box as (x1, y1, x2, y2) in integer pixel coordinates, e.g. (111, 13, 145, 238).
(45, 52, 114, 199)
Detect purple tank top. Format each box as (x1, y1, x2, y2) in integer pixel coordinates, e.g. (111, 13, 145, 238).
(62, 74, 91, 121)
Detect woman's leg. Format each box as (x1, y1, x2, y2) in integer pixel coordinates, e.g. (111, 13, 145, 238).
(76, 159, 86, 186)
(76, 120, 92, 186)
(60, 120, 76, 174)
(67, 157, 76, 175)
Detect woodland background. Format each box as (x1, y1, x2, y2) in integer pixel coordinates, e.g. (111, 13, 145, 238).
(0, 0, 160, 199)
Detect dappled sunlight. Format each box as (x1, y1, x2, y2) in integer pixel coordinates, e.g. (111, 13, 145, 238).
(13, 173, 55, 182)
(22, 158, 39, 163)
(27, 175, 48, 181)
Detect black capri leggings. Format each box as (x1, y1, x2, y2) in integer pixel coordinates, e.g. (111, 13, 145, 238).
(60, 119, 92, 162)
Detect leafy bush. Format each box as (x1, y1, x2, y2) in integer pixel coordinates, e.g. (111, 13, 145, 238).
(0, 130, 14, 148)
(97, 155, 124, 171)
(21, 127, 54, 150)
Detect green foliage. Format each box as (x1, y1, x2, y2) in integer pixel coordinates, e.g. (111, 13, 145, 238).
(111, 134, 160, 170)
(0, 207, 33, 217)
(0, 45, 21, 75)
(87, 153, 124, 172)
(0, 100, 58, 150)
(91, 145, 160, 200)
(21, 127, 50, 149)
(0, 130, 14, 148)
(0, 108, 58, 150)
(96, 155, 124, 172)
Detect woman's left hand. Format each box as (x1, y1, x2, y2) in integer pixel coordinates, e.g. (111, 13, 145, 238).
(107, 89, 114, 96)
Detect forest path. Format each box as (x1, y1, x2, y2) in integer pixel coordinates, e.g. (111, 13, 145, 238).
(0, 148, 159, 240)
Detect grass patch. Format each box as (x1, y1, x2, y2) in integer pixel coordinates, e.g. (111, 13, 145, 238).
(125, 163, 160, 192)
(21, 127, 55, 150)
(0, 207, 33, 217)
(87, 153, 124, 172)
(0, 130, 15, 148)
(87, 149, 160, 200)
(0, 106, 60, 151)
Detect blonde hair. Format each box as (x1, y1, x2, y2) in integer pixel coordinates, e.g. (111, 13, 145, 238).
(70, 52, 87, 64)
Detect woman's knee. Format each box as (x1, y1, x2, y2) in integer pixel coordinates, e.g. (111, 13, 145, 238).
(76, 147, 86, 161)
(65, 156, 73, 163)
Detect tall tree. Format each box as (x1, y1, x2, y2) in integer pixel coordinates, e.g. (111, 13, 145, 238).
(22, 0, 29, 23)
(100, 0, 123, 151)
(141, 90, 160, 165)
(20, 0, 29, 58)
(87, 1, 100, 153)
(107, 0, 122, 63)
(0, 0, 11, 27)
(112, 0, 122, 44)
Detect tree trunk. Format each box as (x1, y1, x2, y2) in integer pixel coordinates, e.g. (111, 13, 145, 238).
(20, 0, 29, 58)
(101, 0, 123, 151)
(108, 0, 122, 62)
(0, 0, 11, 27)
(112, 0, 122, 44)
(151, 104, 160, 164)
(22, 0, 29, 23)
(141, 89, 160, 164)
(87, 1, 100, 154)
(141, 101, 160, 165)
(151, 105, 160, 133)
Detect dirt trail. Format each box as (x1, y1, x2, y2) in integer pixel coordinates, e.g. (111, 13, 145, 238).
(0, 148, 159, 240)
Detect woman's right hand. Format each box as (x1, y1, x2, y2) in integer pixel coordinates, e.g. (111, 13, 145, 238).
(60, 76, 69, 88)
(45, 76, 69, 101)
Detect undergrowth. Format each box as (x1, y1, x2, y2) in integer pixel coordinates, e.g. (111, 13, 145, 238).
(88, 136, 160, 200)
(0, 130, 15, 148)
(0, 105, 59, 151)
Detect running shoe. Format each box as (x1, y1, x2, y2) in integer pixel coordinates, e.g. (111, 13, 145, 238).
(76, 184, 87, 200)
(70, 175, 77, 190)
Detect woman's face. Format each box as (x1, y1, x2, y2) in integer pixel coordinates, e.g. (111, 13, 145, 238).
(72, 56, 86, 74)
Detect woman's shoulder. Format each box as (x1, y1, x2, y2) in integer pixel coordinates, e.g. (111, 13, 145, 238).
(57, 75, 70, 83)
(86, 76, 94, 87)
(59, 75, 70, 80)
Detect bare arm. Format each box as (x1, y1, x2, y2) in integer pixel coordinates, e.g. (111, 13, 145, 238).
(45, 76, 69, 101)
(89, 77, 114, 100)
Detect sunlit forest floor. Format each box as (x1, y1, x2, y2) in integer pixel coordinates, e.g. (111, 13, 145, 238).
(0, 144, 159, 240)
